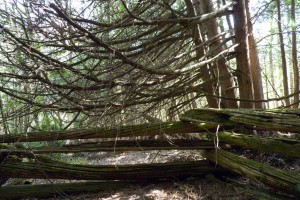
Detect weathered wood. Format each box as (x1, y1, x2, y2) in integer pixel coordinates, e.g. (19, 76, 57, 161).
(182, 109, 300, 132)
(0, 155, 224, 180)
(0, 181, 145, 199)
(0, 121, 200, 143)
(215, 131, 300, 159)
(180, 109, 234, 128)
(0, 139, 227, 154)
(205, 149, 300, 195)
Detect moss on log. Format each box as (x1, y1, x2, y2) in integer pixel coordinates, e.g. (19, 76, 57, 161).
(205, 149, 300, 195)
(0, 156, 224, 180)
(182, 109, 300, 132)
(180, 109, 235, 128)
(0, 181, 144, 199)
(0, 121, 199, 143)
(216, 131, 300, 159)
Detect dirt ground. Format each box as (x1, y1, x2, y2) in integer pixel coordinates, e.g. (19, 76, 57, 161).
(38, 178, 254, 200)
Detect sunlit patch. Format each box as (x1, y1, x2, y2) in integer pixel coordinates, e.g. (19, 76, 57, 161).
(145, 189, 168, 199)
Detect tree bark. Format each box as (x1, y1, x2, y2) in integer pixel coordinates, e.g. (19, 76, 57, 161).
(276, 0, 290, 107)
(0, 181, 143, 200)
(0, 121, 200, 143)
(233, 0, 254, 108)
(181, 108, 300, 132)
(198, 0, 238, 108)
(205, 149, 300, 195)
(245, 0, 265, 109)
(0, 139, 226, 154)
(215, 131, 300, 159)
(0, 156, 224, 180)
(185, 0, 219, 108)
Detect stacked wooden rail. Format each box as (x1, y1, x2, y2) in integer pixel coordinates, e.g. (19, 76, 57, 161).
(0, 109, 299, 199)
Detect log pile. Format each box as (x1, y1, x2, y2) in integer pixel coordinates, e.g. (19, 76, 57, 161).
(0, 109, 299, 199)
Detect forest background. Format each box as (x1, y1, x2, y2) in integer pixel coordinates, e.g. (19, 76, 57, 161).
(0, 0, 298, 144)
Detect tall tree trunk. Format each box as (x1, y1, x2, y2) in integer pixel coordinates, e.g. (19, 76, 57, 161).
(276, 0, 290, 107)
(198, 0, 238, 108)
(268, 11, 278, 108)
(245, 0, 265, 109)
(233, 0, 254, 108)
(291, 0, 299, 108)
(185, 0, 219, 108)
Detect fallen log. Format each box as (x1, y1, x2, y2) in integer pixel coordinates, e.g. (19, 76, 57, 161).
(0, 121, 200, 143)
(180, 109, 234, 128)
(215, 131, 300, 159)
(205, 149, 300, 196)
(181, 109, 300, 158)
(181, 109, 300, 132)
(205, 174, 294, 200)
(0, 181, 146, 200)
(0, 155, 224, 180)
(0, 139, 227, 154)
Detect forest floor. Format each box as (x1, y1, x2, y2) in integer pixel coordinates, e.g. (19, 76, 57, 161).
(11, 148, 298, 200)
(43, 177, 253, 200)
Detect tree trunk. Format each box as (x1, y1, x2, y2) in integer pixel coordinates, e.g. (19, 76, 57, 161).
(198, 0, 238, 108)
(268, 11, 279, 108)
(245, 0, 265, 109)
(291, 0, 299, 108)
(233, 0, 254, 108)
(277, 0, 290, 107)
(185, 0, 219, 108)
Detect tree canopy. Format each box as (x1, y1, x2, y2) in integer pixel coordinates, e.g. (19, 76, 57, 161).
(0, 0, 299, 132)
